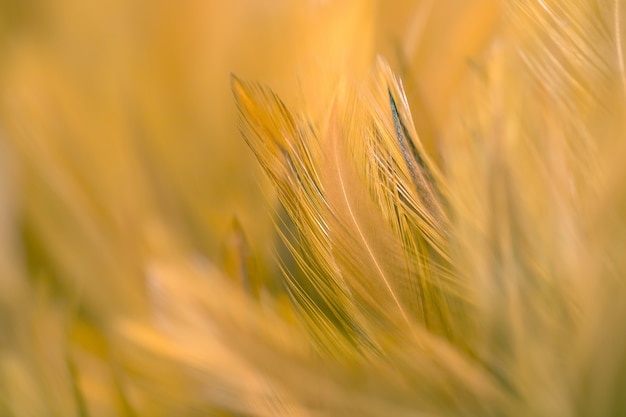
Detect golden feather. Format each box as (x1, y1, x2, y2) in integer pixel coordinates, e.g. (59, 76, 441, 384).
(2, 0, 626, 416)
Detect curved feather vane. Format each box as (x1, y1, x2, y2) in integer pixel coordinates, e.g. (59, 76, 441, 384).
(232, 58, 511, 415)
(233, 59, 465, 349)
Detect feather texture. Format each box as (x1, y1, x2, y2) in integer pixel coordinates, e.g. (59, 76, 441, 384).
(233, 58, 511, 416)
(2, 0, 626, 416)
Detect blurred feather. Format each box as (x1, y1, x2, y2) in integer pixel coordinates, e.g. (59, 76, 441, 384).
(1, 0, 626, 416)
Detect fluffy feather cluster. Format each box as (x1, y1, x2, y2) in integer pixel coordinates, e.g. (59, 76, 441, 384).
(0, 0, 625, 416)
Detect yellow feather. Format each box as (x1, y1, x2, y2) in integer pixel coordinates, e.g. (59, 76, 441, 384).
(3, 0, 626, 416)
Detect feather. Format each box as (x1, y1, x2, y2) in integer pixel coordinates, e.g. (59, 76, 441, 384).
(4, 0, 626, 416)
(233, 58, 511, 416)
